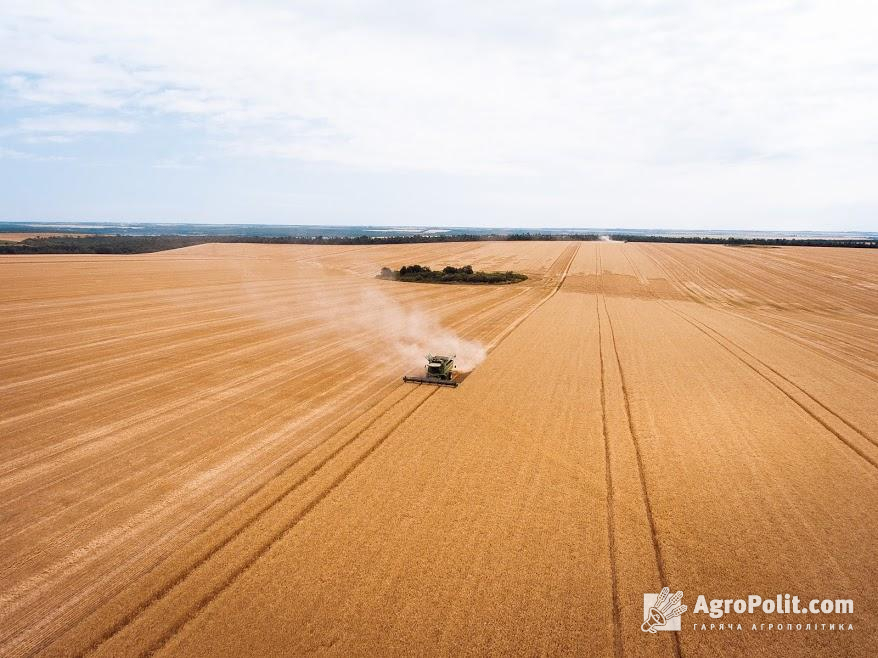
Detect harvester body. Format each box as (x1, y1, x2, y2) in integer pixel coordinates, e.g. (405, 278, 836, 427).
(403, 354, 459, 387)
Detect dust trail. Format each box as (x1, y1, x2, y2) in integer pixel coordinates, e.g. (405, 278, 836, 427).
(351, 289, 487, 372)
(229, 256, 487, 373)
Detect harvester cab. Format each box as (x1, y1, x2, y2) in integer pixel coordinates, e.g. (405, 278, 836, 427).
(403, 354, 459, 387)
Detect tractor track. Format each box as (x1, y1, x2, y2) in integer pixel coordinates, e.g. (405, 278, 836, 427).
(0, 331, 359, 492)
(66, 382, 419, 657)
(596, 291, 621, 658)
(486, 242, 580, 353)
(602, 297, 682, 658)
(0, 317, 361, 457)
(0, 348, 387, 548)
(658, 302, 878, 470)
(598, 247, 682, 658)
(0, 277, 375, 362)
(0, 374, 410, 652)
(3, 272, 447, 349)
(637, 245, 878, 382)
(624, 245, 878, 468)
(0, 277, 311, 348)
(632, 245, 877, 438)
(126, 387, 438, 658)
(672, 303, 877, 447)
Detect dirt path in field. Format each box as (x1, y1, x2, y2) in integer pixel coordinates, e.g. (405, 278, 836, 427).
(1, 241, 875, 657)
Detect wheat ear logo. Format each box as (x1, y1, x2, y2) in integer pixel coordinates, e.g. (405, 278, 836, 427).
(642, 587, 687, 633)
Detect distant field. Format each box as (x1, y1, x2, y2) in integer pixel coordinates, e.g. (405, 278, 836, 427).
(1, 242, 875, 656)
(0, 232, 89, 242)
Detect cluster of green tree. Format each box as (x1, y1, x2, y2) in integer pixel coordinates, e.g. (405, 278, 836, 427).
(379, 264, 528, 284)
(609, 235, 877, 248)
(503, 233, 600, 241)
(0, 232, 603, 254)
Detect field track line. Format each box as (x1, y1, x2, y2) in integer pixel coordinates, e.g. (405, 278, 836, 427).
(658, 302, 878, 471)
(666, 304, 878, 447)
(742, 310, 878, 366)
(0, 277, 294, 316)
(0, 330, 357, 487)
(708, 244, 875, 316)
(0, 277, 308, 348)
(75, 382, 419, 656)
(13, 388, 415, 657)
(1, 279, 377, 393)
(0, 321, 269, 395)
(634, 245, 878, 382)
(0, 318, 351, 456)
(672, 245, 878, 358)
(595, 255, 622, 658)
(486, 242, 580, 352)
(0, 381, 414, 656)
(0, 278, 367, 362)
(598, 246, 682, 658)
(145, 387, 440, 657)
(626, 245, 878, 448)
(0, 276, 368, 343)
(0, 348, 391, 555)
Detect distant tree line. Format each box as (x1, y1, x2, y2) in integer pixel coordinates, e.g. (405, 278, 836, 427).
(609, 235, 877, 248)
(1, 232, 873, 254)
(0, 235, 218, 254)
(0, 233, 605, 254)
(379, 264, 528, 284)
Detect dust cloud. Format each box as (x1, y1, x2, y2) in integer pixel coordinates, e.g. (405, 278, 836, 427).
(353, 289, 487, 372)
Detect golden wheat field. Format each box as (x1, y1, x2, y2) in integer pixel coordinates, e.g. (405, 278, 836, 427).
(1, 241, 876, 657)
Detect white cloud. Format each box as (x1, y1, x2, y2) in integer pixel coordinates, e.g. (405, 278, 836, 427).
(0, 144, 72, 161)
(0, 0, 877, 228)
(152, 156, 198, 170)
(14, 115, 137, 135)
(0, 145, 28, 159)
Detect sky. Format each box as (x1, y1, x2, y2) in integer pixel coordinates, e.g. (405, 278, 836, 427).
(1, 0, 877, 230)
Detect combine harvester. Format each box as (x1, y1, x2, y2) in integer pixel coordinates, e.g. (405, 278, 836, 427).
(403, 354, 459, 387)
